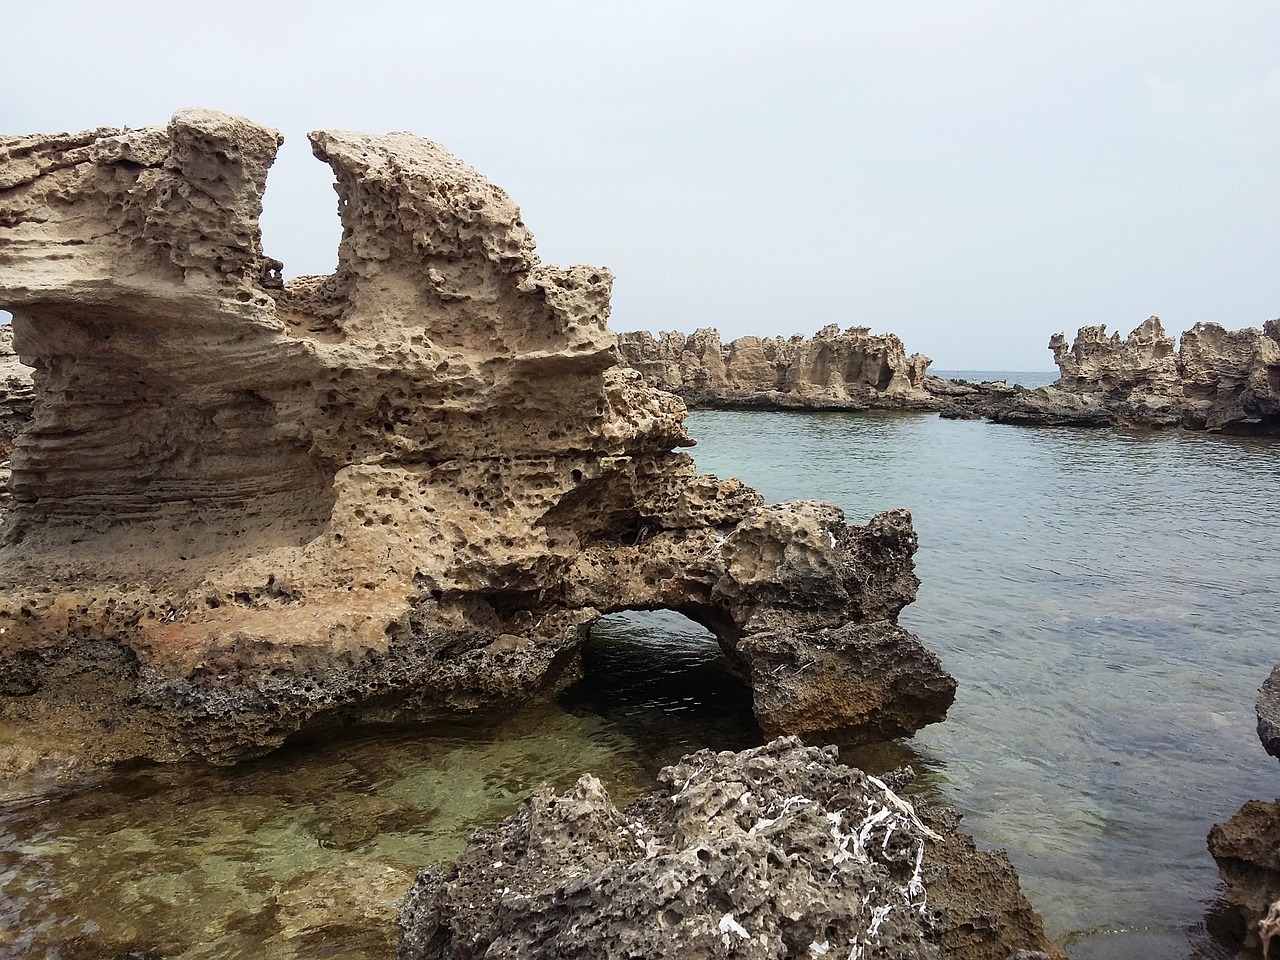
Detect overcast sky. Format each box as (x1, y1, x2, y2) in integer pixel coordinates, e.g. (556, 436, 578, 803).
(3, 1, 1277, 369)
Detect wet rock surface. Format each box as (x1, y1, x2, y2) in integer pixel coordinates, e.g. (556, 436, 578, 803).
(1257, 666, 1280, 762)
(0, 110, 954, 764)
(1209, 668, 1280, 958)
(949, 317, 1280, 434)
(1209, 799, 1280, 958)
(618, 325, 937, 411)
(398, 737, 1062, 960)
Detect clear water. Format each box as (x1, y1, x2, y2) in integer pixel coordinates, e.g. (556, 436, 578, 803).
(3, 405, 1278, 959)
(686, 408, 1280, 958)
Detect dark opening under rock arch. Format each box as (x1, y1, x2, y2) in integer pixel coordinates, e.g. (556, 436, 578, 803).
(559, 608, 762, 761)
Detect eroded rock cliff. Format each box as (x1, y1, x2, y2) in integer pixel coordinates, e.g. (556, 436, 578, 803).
(618, 325, 936, 410)
(399, 737, 1063, 960)
(0, 110, 955, 764)
(969, 317, 1280, 433)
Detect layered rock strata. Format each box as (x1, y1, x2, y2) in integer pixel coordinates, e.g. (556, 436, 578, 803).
(958, 317, 1280, 434)
(618, 325, 936, 410)
(399, 737, 1063, 960)
(1209, 666, 1280, 958)
(0, 323, 34, 509)
(0, 110, 955, 764)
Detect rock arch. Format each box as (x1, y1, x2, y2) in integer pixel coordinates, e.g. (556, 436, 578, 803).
(0, 110, 955, 763)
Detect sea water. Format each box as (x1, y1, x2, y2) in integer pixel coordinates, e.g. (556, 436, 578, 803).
(2, 406, 1277, 959)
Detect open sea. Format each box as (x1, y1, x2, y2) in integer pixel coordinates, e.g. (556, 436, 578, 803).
(2, 391, 1278, 959)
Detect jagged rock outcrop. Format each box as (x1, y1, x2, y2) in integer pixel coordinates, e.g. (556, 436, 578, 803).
(0, 110, 955, 764)
(399, 737, 1063, 960)
(1258, 667, 1280, 762)
(618, 325, 936, 411)
(1209, 800, 1280, 959)
(0, 323, 34, 509)
(1208, 668, 1280, 958)
(962, 317, 1280, 433)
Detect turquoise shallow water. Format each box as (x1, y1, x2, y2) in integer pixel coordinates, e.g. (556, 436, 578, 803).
(686, 408, 1280, 957)
(2, 407, 1277, 958)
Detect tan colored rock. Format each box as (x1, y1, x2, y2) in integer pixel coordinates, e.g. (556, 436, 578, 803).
(618, 323, 936, 410)
(1207, 668, 1280, 958)
(1209, 800, 1280, 958)
(269, 859, 415, 958)
(0, 323, 33, 509)
(399, 737, 1064, 960)
(0, 110, 955, 764)
(985, 316, 1280, 433)
(1177, 321, 1280, 431)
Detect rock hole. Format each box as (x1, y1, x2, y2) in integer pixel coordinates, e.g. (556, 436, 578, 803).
(558, 609, 757, 748)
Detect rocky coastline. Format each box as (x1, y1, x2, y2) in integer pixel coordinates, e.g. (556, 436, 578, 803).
(1208, 667, 1280, 958)
(949, 316, 1280, 434)
(0, 109, 959, 767)
(618, 316, 1280, 435)
(617, 326, 938, 412)
(0, 109, 1065, 959)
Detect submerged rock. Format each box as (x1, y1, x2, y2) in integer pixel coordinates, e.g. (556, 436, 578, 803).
(398, 737, 1062, 960)
(271, 859, 416, 959)
(618, 325, 937, 411)
(966, 317, 1280, 434)
(0, 110, 955, 764)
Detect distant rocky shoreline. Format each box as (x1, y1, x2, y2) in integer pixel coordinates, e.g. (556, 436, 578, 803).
(617, 315, 1280, 436)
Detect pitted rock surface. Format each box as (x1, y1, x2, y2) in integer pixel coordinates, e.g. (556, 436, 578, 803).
(965, 317, 1280, 434)
(1258, 666, 1280, 762)
(618, 325, 936, 411)
(1206, 666, 1280, 956)
(1209, 799, 1280, 957)
(0, 323, 33, 509)
(398, 737, 1062, 960)
(0, 110, 955, 764)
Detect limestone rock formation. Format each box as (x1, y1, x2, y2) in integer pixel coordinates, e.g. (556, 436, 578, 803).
(1209, 799, 1280, 958)
(398, 737, 1063, 960)
(0, 323, 33, 510)
(618, 325, 936, 411)
(1049, 315, 1181, 396)
(971, 317, 1280, 433)
(1208, 668, 1280, 957)
(0, 110, 955, 764)
(1258, 667, 1280, 762)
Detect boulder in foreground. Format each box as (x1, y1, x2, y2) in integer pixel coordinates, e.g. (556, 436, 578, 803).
(399, 737, 1063, 960)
